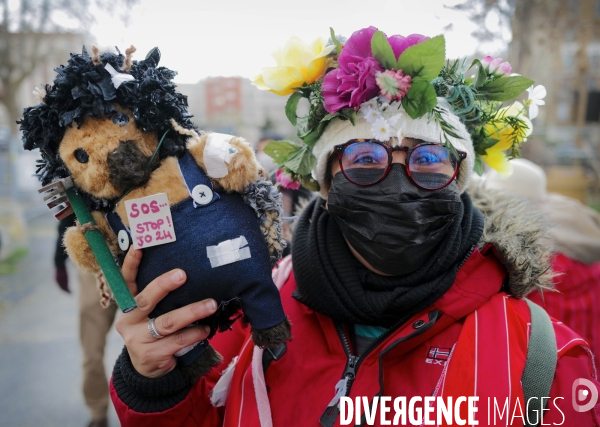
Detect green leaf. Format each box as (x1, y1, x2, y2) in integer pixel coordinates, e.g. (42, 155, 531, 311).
(302, 128, 323, 146)
(329, 27, 342, 56)
(338, 108, 357, 125)
(468, 59, 488, 88)
(285, 92, 303, 126)
(302, 117, 332, 146)
(301, 175, 320, 192)
(299, 108, 357, 146)
(263, 141, 302, 164)
(479, 76, 534, 101)
(283, 145, 316, 175)
(473, 155, 485, 175)
(397, 35, 445, 81)
(371, 30, 397, 70)
(474, 137, 500, 155)
(401, 78, 438, 119)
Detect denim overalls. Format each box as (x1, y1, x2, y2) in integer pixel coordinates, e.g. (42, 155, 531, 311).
(107, 151, 286, 363)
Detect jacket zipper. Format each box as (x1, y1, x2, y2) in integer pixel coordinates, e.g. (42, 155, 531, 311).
(319, 247, 474, 427)
(456, 245, 476, 271)
(319, 317, 409, 427)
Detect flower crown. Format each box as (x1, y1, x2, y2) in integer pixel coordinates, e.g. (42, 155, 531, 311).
(252, 26, 545, 191)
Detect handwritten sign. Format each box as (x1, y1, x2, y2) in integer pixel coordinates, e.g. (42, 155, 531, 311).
(124, 193, 176, 250)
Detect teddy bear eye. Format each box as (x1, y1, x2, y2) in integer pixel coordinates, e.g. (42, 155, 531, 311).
(74, 148, 89, 163)
(112, 113, 129, 127)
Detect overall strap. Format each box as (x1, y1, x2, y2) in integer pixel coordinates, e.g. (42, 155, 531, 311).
(177, 150, 220, 208)
(522, 298, 557, 427)
(106, 211, 133, 252)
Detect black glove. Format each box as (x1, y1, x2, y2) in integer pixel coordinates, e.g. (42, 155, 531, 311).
(55, 267, 70, 293)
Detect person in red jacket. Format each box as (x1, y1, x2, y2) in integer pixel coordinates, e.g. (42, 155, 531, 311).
(110, 28, 600, 426)
(482, 158, 600, 362)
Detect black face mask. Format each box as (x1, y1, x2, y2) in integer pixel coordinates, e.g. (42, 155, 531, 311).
(327, 164, 462, 276)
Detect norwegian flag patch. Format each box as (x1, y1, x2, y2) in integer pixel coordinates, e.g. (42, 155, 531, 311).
(426, 347, 452, 365)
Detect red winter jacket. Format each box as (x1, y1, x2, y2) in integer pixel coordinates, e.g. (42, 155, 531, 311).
(111, 246, 600, 427)
(528, 253, 600, 361)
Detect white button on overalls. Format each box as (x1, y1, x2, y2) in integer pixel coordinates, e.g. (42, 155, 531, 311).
(192, 184, 213, 205)
(118, 229, 130, 251)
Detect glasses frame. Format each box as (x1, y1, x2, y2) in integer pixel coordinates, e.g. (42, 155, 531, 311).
(334, 139, 468, 190)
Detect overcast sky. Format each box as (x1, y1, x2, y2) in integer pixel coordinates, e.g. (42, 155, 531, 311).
(90, 0, 507, 84)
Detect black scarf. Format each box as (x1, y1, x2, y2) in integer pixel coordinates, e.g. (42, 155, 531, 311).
(292, 193, 484, 327)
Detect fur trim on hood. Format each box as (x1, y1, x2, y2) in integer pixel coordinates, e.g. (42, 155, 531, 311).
(468, 179, 556, 298)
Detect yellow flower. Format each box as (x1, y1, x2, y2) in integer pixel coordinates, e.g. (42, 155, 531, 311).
(252, 37, 335, 96)
(482, 102, 532, 176)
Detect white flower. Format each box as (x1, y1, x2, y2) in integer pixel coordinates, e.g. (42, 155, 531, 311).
(378, 94, 390, 109)
(361, 98, 379, 110)
(362, 106, 383, 124)
(387, 113, 402, 127)
(371, 117, 393, 141)
(526, 85, 546, 120)
(396, 122, 407, 141)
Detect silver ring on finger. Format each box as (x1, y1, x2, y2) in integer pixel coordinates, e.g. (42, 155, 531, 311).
(148, 317, 164, 339)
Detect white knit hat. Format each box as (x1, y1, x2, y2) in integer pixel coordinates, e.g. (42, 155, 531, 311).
(482, 158, 547, 199)
(313, 98, 475, 197)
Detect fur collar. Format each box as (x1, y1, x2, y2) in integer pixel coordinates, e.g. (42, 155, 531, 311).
(468, 179, 555, 298)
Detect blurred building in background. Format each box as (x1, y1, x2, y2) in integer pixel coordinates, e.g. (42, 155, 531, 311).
(0, 32, 86, 131)
(0, 31, 86, 261)
(506, 0, 600, 204)
(178, 77, 295, 148)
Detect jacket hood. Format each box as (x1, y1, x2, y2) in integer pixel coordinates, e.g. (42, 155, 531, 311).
(468, 179, 555, 298)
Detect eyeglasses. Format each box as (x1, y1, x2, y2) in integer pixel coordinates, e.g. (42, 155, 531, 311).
(333, 139, 467, 190)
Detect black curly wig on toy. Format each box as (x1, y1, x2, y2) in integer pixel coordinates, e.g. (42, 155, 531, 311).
(19, 45, 195, 211)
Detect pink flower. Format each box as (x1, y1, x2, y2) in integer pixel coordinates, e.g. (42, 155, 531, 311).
(376, 69, 412, 102)
(482, 56, 512, 76)
(322, 27, 427, 113)
(497, 61, 512, 75)
(482, 55, 494, 67)
(275, 169, 301, 190)
(387, 33, 430, 60)
(322, 56, 382, 113)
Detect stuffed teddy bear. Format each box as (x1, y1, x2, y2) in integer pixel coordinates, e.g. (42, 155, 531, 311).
(19, 45, 291, 372)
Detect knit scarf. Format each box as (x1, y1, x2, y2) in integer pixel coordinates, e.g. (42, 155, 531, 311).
(292, 193, 484, 327)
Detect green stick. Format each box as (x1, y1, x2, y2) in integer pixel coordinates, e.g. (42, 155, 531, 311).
(66, 187, 137, 313)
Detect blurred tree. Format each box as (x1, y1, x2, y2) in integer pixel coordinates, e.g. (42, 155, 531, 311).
(0, 0, 138, 134)
(454, 0, 600, 194)
(452, 0, 597, 140)
(450, 0, 515, 45)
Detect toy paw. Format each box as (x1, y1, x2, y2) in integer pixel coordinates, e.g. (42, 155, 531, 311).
(251, 317, 292, 349)
(219, 136, 261, 193)
(179, 344, 223, 381)
(63, 225, 100, 273)
(185, 130, 261, 194)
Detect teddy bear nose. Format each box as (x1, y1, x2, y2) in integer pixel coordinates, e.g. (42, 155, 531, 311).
(107, 140, 153, 191)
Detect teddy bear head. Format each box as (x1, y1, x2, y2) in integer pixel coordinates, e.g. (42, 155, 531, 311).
(59, 107, 160, 200)
(20, 45, 195, 211)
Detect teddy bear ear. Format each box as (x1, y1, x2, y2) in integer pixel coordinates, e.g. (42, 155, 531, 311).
(143, 47, 161, 67)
